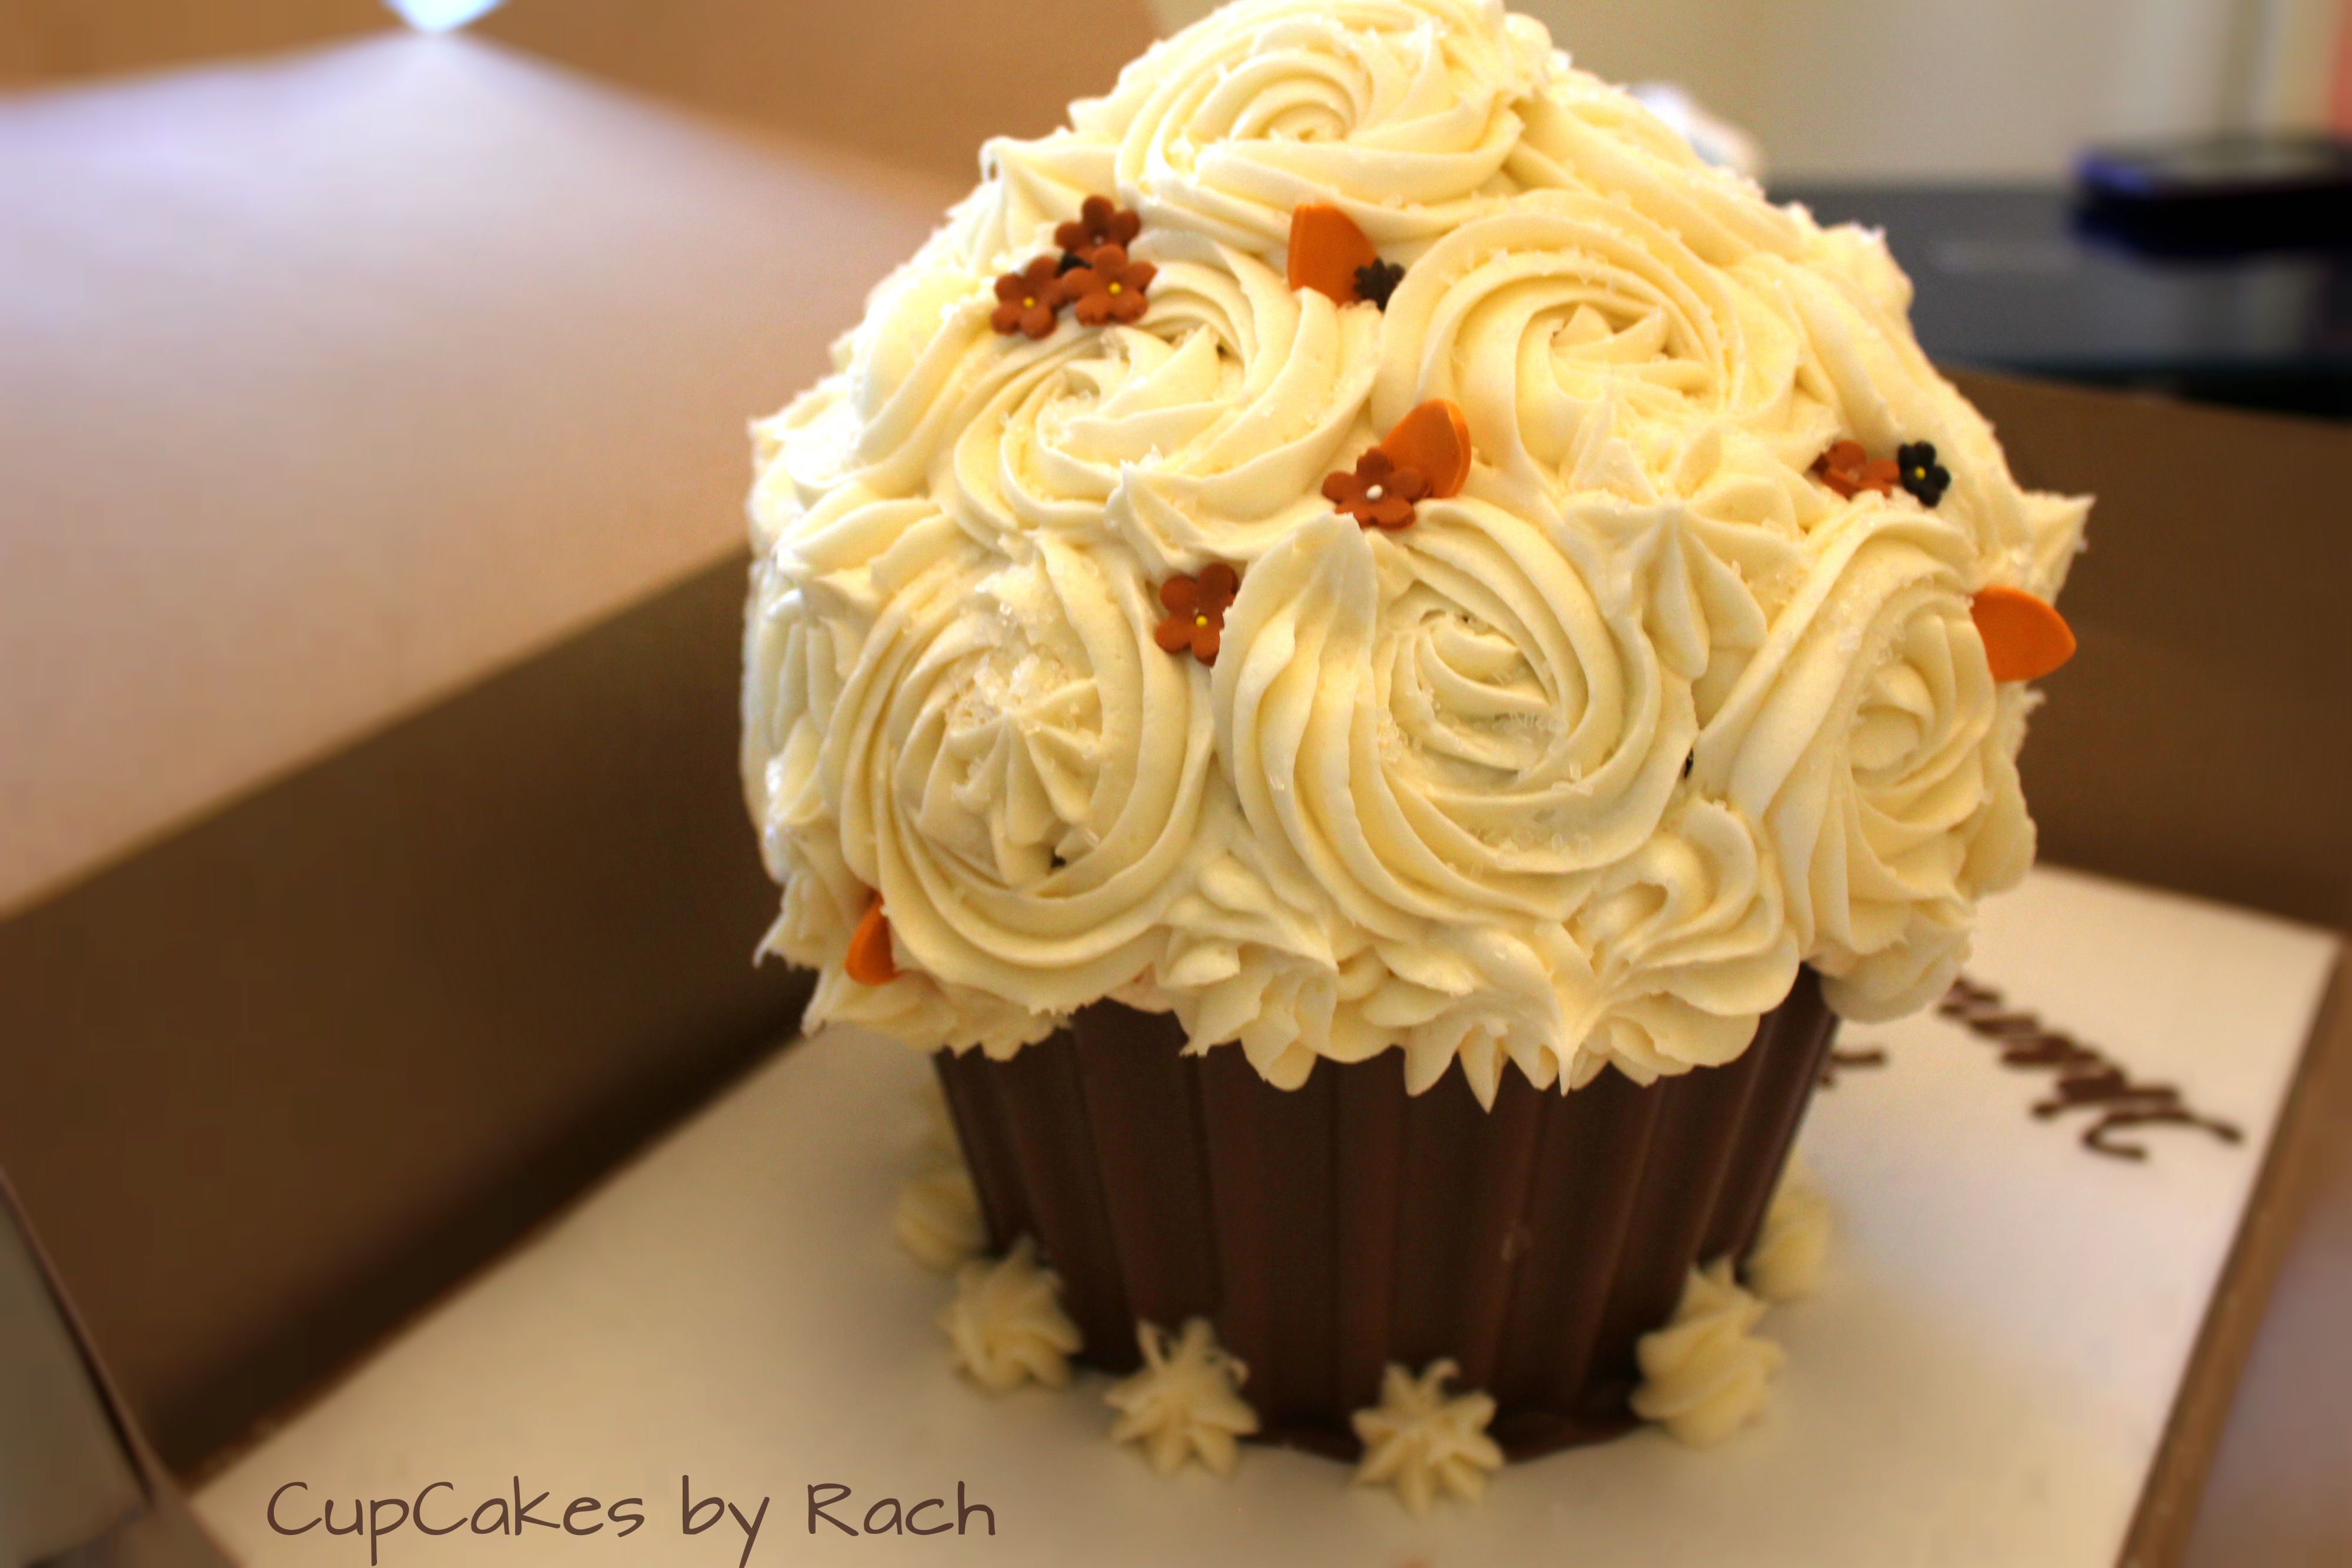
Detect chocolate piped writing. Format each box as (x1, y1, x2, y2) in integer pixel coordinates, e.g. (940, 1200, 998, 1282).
(1938, 976, 2242, 1161)
(1818, 1047, 1887, 1088)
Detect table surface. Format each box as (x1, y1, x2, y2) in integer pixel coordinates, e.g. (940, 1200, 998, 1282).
(188, 867, 2342, 1566)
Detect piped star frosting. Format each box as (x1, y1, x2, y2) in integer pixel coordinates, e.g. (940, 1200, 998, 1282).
(1742, 1171, 1831, 1303)
(939, 1236, 1082, 1393)
(1630, 1258, 1785, 1446)
(1104, 1318, 1261, 1476)
(1350, 1359, 1505, 1515)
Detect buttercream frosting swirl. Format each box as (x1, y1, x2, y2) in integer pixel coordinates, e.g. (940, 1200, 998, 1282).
(946, 233, 1380, 575)
(946, 0, 1552, 272)
(1693, 505, 2033, 1019)
(744, 0, 2084, 1088)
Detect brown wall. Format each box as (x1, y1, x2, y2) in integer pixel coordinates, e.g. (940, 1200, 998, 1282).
(0, 0, 389, 88)
(0, 0, 1162, 189)
(1953, 370, 2352, 935)
(476, 0, 1159, 186)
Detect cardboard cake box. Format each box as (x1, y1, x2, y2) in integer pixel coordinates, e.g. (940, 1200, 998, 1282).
(1, 9, 2348, 1567)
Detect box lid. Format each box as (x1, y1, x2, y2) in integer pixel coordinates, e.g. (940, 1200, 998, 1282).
(0, 32, 956, 918)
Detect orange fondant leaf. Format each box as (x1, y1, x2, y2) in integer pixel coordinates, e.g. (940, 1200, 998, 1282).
(1287, 202, 1379, 305)
(846, 891, 898, 985)
(1971, 586, 2076, 682)
(1377, 399, 1472, 498)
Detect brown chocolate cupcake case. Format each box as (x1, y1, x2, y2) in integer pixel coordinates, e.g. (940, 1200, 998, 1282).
(741, 0, 2083, 1515)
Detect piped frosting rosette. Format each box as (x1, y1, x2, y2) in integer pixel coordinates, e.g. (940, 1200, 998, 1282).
(752, 507, 1218, 1054)
(1217, 506, 1688, 932)
(942, 0, 1553, 273)
(757, 262, 1026, 506)
(944, 231, 1379, 574)
(1371, 193, 1823, 500)
(1148, 504, 1795, 1101)
(743, 0, 2087, 1091)
(1693, 503, 2033, 1021)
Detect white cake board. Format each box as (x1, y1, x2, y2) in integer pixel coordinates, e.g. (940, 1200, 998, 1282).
(193, 867, 2341, 1566)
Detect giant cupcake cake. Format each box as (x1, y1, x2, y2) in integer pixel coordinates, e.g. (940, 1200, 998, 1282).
(743, 0, 2083, 1513)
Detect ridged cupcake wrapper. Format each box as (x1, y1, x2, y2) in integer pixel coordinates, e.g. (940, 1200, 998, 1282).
(934, 969, 1838, 1461)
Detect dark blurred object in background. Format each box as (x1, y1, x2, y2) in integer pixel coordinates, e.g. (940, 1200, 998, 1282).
(2076, 135, 2352, 256)
(1782, 183, 2352, 422)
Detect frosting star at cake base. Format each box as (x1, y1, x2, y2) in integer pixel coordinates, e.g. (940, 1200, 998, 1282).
(1631, 1259, 1785, 1446)
(1104, 1318, 1261, 1476)
(1350, 1360, 1505, 1516)
(1743, 1170, 1832, 1303)
(939, 1236, 1082, 1393)
(894, 1165, 985, 1275)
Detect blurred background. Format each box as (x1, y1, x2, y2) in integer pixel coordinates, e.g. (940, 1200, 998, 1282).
(6, 0, 2344, 416)
(9, 0, 2346, 179)
(1174, 0, 2352, 180)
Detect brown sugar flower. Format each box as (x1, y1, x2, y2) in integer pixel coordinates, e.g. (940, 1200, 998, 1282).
(1322, 448, 1430, 530)
(1812, 438, 1900, 500)
(1062, 245, 1157, 326)
(1154, 563, 1240, 666)
(991, 256, 1067, 339)
(1055, 195, 1142, 262)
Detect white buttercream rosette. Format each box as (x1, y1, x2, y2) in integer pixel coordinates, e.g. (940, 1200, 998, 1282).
(1215, 507, 1689, 932)
(1372, 195, 1817, 490)
(942, 0, 1553, 273)
(755, 506, 1218, 1051)
(741, 0, 2084, 1092)
(1694, 504, 2033, 1020)
(943, 231, 1378, 573)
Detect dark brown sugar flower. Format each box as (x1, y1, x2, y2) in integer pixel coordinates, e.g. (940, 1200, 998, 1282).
(1055, 194, 1142, 262)
(991, 256, 1067, 339)
(1896, 440, 1952, 507)
(1322, 448, 1430, 530)
(1154, 563, 1240, 666)
(1354, 258, 1406, 309)
(1062, 245, 1157, 326)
